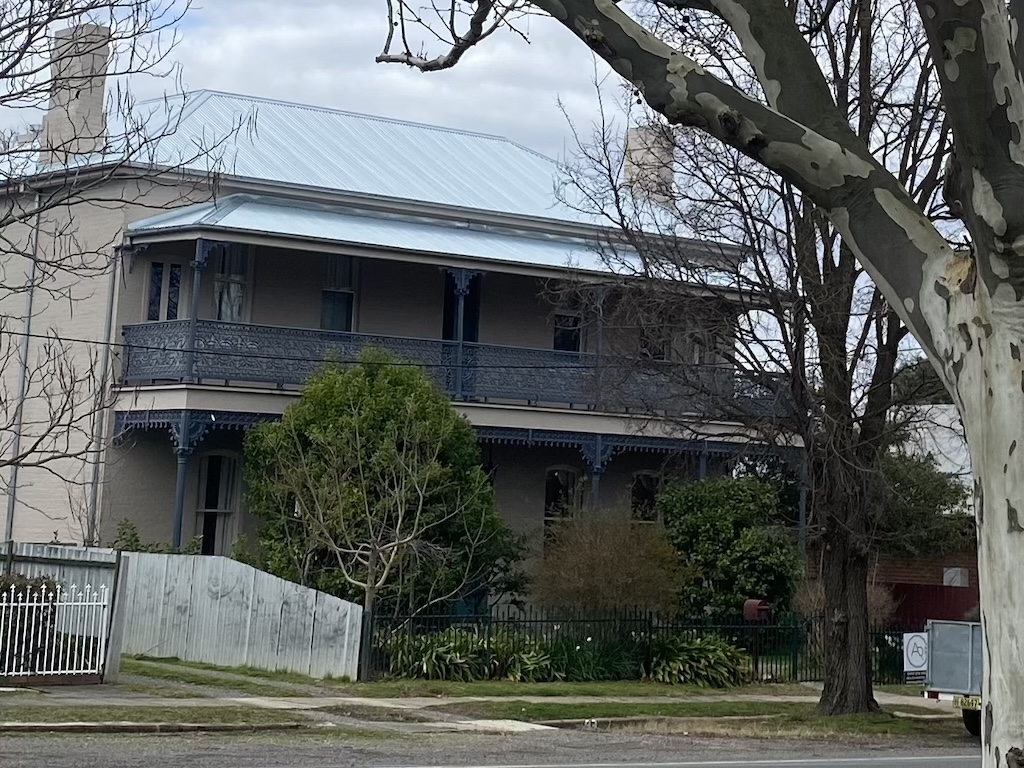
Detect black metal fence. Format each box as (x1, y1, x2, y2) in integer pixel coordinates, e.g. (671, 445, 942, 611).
(369, 606, 909, 684)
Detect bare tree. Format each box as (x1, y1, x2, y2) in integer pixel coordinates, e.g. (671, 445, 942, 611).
(1, 2, 244, 544)
(369, 1, 1024, 753)
(548, 2, 947, 711)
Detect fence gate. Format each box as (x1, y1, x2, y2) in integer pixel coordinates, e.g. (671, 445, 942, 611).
(1, 583, 112, 683)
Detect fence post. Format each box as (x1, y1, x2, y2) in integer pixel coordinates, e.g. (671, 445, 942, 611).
(358, 607, 374, 682)
(788, 619, 798, 683)
(102, 552, 129, 682)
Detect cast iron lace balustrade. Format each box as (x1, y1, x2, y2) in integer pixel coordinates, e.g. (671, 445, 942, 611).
(121, 320, 792, 420)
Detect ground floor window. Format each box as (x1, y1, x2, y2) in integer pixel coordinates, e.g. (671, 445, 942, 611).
(196, 453, 240, 556)
(630, 472, 661, 522)
(544, 467, 580, 535)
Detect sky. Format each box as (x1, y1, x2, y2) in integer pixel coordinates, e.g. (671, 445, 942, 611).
(146, 0, 617, 162)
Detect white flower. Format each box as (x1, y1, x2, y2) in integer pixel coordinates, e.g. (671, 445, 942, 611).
(575, 645, 581, 651)
(586, 636, 592, 642)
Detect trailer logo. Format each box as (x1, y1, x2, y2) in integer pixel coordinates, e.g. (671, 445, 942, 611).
(903, 632, 928, 675)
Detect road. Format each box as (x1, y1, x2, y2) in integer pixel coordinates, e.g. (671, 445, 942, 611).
(0, 732, 980, 768)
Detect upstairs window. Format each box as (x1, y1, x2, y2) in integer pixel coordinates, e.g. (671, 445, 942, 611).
(553, 314, 582, 352)
(213, 246, 251, 323)
(640, 327, 672, 361)
(321, 255, 355, 332)
(146, 261, 182, 321)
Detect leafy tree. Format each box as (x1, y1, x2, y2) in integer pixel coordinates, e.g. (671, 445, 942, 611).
(872, 451, 972, 558)
(244, 349, 526, 616)
(658, 478, 803, 617)
(531, 513, 690, 615)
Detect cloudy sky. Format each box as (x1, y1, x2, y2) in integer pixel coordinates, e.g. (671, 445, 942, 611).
(156, 0, 618, 162)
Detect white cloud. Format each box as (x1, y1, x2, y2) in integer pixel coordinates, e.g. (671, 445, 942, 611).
(157, 0, 618, 161)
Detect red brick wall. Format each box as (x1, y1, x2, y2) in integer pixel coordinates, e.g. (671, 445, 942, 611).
(804, 548, 979, 629)
(870, 551, 978, 587)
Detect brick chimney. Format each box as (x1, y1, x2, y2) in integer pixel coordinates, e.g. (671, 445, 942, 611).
(623, 125, 675, 207)
(40, 24, 110, 165)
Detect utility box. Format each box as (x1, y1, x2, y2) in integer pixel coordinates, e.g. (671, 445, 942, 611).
(743, 599, 772, 622)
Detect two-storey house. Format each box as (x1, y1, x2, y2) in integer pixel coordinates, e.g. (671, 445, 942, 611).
(3, 26, 796, 555)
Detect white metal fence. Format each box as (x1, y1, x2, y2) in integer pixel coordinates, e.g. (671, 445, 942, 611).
(0, 583, 111, 678)
(120, 553, 362, 679)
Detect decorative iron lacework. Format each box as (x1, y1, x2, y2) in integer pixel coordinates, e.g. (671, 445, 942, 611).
(475, 427, 801, 471)
(121, 319, 795, 423)
(114, 410, 276, 452)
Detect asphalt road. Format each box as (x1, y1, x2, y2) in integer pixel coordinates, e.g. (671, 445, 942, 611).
(0, 732, 981, 768)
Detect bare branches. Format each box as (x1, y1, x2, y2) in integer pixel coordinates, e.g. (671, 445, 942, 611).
(376, 0, 527, 71)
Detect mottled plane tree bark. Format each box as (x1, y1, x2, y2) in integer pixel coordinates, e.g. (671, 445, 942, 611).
(373, 1, 1024, 762)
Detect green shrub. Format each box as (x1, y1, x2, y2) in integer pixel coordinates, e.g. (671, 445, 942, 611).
(646, 636, 749, 687)
(489, 627, 553, 682)
(377, 624, 748, 686)
(111, 519, 202, 554)
(381, 628, 488, 681)
(546, 629, 643, 682)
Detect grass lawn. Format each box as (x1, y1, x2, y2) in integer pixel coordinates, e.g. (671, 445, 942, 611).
(630, 708, 969, 744)
(430, 699, 965, 744)
(115, 682, 208, 699)
(126, 659, 820, 699)
(0, 706, 302, 725)
(432, 699, 813, 721)
(120, 659, 304, 697)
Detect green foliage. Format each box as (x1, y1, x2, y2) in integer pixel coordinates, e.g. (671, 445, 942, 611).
(873, 452, 973, 556)
(0, 573, 59, 598)
(110, 520, 202, 554)
(646, 636, 749, 687)
(244, 349, 526, 613)
(891, 359, 953, 405)
(658, 478, 803, 616)
(377, 626, 747, 687)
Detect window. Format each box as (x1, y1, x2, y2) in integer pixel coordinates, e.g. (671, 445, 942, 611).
(321, 255, 355, 332)
(213, 246, 251, 323)
(631, 472, 661, 522)
(196, 454, 240, 556)
(553, 314, 582, 352)
(943, 567, 970, 588)
(544, 467, 580, 528)
(146, 261, 182, 321)
(640, 327, 671, 361)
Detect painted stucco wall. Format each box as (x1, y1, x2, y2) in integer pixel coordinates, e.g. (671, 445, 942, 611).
(3, 180, 210, 544)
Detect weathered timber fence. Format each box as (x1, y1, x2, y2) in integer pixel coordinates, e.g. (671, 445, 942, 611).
(119, 553, 362, 680)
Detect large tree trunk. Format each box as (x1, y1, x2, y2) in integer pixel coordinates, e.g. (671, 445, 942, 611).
(816, 473, 879, 715)
(956, 311, 1024, 766)
(818, 533, 877, 714)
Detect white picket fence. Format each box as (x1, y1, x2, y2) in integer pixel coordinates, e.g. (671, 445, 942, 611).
(0, 583, 111, 678)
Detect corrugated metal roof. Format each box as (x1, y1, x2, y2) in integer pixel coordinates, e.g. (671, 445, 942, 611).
(128, 194, 619, 273)
(140, 91, 583, 223)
